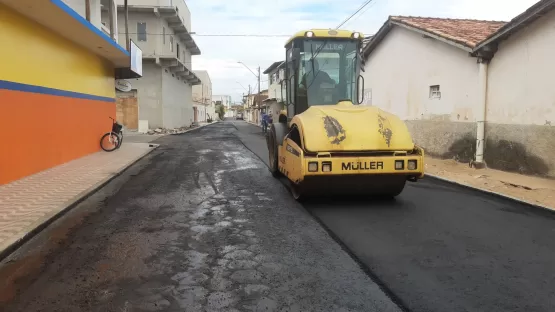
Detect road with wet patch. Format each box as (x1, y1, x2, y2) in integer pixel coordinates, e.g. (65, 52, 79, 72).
(232, 120, 555, 312)
(0, 122, 401, 312)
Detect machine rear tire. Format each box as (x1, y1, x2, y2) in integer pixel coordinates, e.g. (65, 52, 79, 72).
(267, 123, 287, 178)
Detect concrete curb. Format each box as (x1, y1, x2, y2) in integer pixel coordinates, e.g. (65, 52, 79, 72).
(129, 121, 221, 138)
(169, 121, 221, 135)
(0, 144, 160, 262)
(426, 174, 555, 213)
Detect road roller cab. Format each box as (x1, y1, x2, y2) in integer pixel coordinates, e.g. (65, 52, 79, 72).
(267, 29, 425, 200)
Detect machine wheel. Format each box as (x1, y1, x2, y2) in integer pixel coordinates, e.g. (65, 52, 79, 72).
(382, 179, 407, 198)
(267, 123, 287, 178)
(291, 183, 305, 202)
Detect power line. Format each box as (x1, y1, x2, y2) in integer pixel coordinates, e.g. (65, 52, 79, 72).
(304, 0, 377, 91)
(345, 0, 379, 26)
(119, 32, 291, 37)
(336, 0, 376, 29)
(121, 32, 378, 38)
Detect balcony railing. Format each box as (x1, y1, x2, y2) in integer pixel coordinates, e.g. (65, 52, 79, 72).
(114, 0, 191, 30)
(123, 33, 193, 61)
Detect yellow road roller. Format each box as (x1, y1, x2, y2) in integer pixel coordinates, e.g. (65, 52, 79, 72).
(266, 29, 425, 200)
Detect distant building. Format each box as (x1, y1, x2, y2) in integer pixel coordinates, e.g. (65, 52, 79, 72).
(262, 61, 286, 123)
(114, 0, 201, 131)
(192, 70, 215, 122)
(212, 95, 232, 108)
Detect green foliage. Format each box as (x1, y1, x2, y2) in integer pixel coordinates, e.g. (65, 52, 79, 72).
(215, 104, 225, 120)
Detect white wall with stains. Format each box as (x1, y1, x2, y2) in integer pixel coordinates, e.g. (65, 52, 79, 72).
(486, 9, 555, 126)
(362, 26, 481, 123)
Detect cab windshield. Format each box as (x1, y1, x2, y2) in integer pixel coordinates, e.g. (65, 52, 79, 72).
(298, 39, 358, 106)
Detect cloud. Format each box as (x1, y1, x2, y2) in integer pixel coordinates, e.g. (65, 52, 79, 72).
(187, 0, 539, 102)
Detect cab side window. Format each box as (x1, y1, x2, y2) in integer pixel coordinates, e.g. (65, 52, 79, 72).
(286, 46, 296, 117)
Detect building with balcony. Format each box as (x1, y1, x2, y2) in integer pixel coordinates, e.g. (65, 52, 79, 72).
(113, 0, 201, 131)
(262, 61, 286, 123)
(192, 70, 215, 122)
(0, 0, 142, 185)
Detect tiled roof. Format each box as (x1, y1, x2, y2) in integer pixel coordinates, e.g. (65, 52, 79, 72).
(362, 35, 373, 50)
(390, 16, 507, 48)
(476, 0, 555, 49)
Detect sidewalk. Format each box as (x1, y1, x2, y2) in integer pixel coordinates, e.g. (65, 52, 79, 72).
(0, 121, 220, 258)
(0, 142, 158, 258)
(425, 157, 555, 210)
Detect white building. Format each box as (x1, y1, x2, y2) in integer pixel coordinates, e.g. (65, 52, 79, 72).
(361, 0, 555, 178)
(192, 70, 215, 122)
(262, 61, 286, 123)
(212, 95, 232, 108)
(113, 0, 201, 131)
(212, 95, 234, 118)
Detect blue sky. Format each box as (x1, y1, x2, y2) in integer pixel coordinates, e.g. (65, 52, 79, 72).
(187, 0, 539, 102)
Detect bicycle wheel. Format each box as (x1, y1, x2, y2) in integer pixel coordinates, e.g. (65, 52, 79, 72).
(100, 132, 120, 152)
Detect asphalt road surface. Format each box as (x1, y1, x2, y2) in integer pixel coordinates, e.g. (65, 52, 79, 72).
(0, 122, 401, 312)
(231, 120, 555, 312)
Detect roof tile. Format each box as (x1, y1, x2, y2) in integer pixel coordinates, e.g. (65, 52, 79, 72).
(390, 16, 507, 48)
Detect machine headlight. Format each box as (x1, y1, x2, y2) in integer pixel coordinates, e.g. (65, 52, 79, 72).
(408, 160, 417, 170)
(308, 161, 318, 172)
(352, 32, 360, 38)
(306, 31, 314, 37)
(322, 162, 332, 172)
(395, 160, 404, 170)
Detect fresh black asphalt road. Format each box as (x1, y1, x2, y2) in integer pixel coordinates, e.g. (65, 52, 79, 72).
(1, 120, 554, 312)
(0, 122, 400, 312)
(232, 120, 555, 312)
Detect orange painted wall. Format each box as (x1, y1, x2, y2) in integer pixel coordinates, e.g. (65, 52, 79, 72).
(0, 3, 119, 185)
(0, 89, 115, 184)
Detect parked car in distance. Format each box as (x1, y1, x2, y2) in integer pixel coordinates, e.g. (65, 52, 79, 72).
(236, 113, 243, 120)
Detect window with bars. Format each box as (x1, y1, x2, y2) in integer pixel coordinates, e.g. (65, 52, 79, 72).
(429, 85, 441, 99)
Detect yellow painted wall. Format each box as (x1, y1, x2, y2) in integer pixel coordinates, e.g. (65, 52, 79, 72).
(0, 3, 115, 98)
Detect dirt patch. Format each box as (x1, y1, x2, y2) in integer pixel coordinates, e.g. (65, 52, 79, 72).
(425, 157, 555, 209)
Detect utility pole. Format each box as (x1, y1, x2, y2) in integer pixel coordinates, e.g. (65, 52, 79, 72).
(256, 66, 261, 112)
(257, 66, 261, 99)
(248, 84, 252, 122)
(124, 0, 129, 50)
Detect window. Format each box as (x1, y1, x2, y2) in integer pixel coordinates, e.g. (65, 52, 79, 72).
(429, 85, 441, 99)
(137, 22, 147, 41)
(163, 27, 166, 44)
(170, 36, 174, 52)
(298, 40, 359, 107)
(286, 47, 295, 105)
(177, 43, 180, 58)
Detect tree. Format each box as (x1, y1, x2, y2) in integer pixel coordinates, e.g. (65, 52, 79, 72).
(215, 103, 225, 120)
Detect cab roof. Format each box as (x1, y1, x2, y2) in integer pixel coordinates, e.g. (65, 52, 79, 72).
(284, 29, 365, 47)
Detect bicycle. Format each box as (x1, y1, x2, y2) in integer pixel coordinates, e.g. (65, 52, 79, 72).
(100, 117, 123, 152)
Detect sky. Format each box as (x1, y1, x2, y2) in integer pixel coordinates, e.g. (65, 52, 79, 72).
(186, 0, 539, 103)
